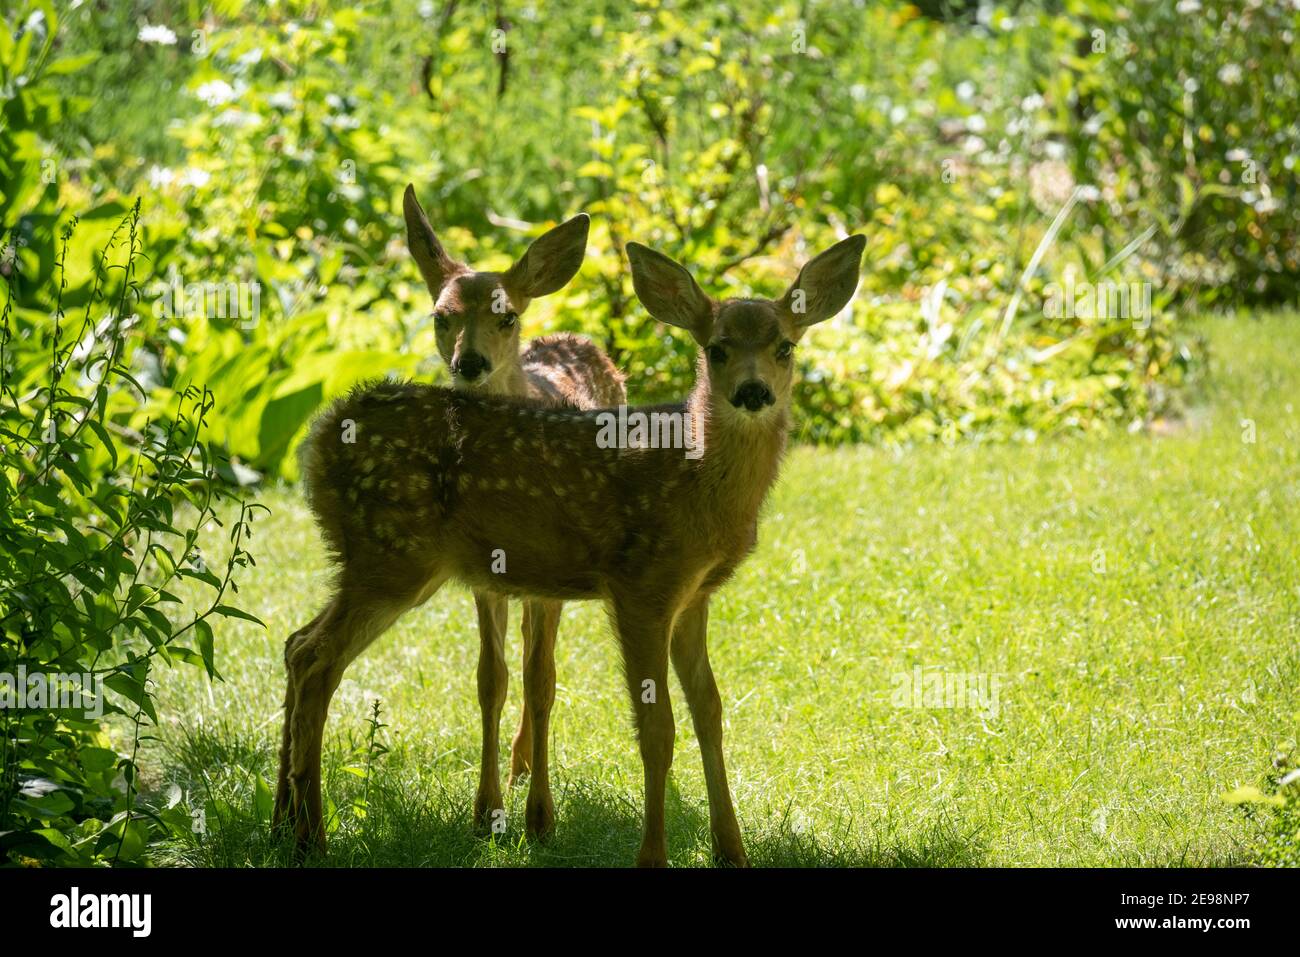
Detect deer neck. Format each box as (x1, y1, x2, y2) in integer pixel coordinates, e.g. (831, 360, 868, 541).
(486, 360, 529, 399)
(685, 368, 790, 523)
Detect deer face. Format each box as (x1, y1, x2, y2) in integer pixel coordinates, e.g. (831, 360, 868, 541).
(403, 184, 589, 392)
(703, 300, 798, 421)
(429, 273, 523, 390)
(626, 234, 867, 419)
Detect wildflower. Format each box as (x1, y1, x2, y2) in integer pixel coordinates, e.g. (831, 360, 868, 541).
(178, 167, 211, 189)
(1029, 160, 1076, 211)
(148, 165, 175, 190)
(138, 24, 177, 45)
(194, 79, 237, 107)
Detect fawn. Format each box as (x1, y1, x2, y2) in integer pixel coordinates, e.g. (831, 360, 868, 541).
(274, 230, 865, 866)
(402, 184, 624, 828)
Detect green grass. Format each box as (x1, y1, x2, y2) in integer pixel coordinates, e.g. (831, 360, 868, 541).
(139, 314, 1300, 867)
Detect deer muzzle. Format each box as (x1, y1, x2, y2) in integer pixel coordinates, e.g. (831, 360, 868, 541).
(452, 350, 491, 383)
(731, 380, 775, 412)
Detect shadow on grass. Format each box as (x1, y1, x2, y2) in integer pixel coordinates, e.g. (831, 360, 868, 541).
(328, 779, 987, 867)
(155, 721, 991, 867)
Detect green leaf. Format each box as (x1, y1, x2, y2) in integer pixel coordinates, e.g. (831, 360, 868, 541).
(194, 618, 216, 676)
(80, 746, 118, 773)
(16, 789, 77, 819)
(1222, 786, 1286, 808)
(212, 605, 265, 627)
(105, 672, 158, 723)
(84, 420, 118, 469)
(253, 774, 273, 823)
(43, 52, 97, 76)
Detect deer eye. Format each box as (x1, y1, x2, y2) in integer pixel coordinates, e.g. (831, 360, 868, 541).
(499, 311, 518, 330)
(706, 344, 727, 365)
(776, 340, 794, 360)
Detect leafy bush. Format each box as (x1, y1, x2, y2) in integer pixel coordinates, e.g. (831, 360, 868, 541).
(0, 205, 264, 866)
(1063, 0, 1299, 304)
(1223, 739, 1300, 868)
(9, 0, 1293, 468)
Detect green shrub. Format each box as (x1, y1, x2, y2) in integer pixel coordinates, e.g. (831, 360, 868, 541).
(1223, 737, 1300, 868)
(0, 205, 264, 866)
(21, 0, 1289, 472)
(1062, 0, 1299, 303)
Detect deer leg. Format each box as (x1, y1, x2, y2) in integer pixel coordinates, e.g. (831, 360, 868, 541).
(472, 591, 509, 833)
(273, 610, 324, 828)
(507, 602, 535, 785)
(613, 601, 675, 868)
(522, 598, 561, 839)
(282, 571, 442, 855)
(670, 597, 748, 867)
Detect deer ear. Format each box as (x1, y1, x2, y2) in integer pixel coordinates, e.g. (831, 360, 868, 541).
(779, 234, 866, 329)
(503, 214, 590, 299)
(626, 242, 714, 345)
(404, 184, 460, 298)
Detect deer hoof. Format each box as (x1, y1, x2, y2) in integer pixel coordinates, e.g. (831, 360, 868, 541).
(524, 796, 555, 841)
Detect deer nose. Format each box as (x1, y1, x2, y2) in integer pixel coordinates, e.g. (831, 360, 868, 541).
(452, 351, 490, 381)
(731, 381, 775, 412)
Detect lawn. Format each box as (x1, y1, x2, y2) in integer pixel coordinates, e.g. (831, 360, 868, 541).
(142, 314, 1300, 867)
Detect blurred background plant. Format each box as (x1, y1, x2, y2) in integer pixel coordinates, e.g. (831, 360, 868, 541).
(6, 0, 1296, 477)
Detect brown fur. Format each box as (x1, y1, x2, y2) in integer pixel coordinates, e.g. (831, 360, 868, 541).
(522, 333, 625, 408)
(274, 229, 866, 866)
(403, 185, 625, 831)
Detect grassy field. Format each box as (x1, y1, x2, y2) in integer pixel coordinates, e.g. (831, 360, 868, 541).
(141, 315, 1300, 867)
